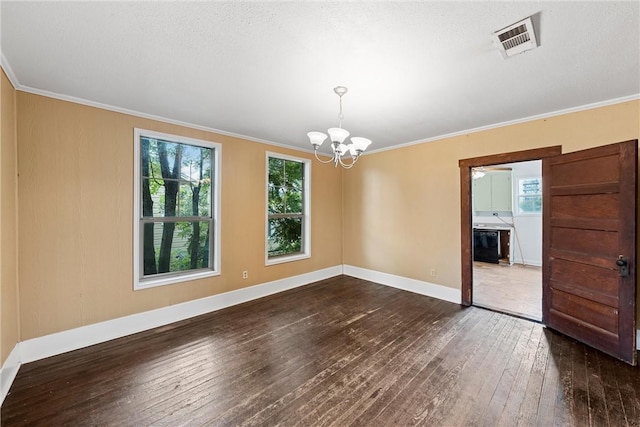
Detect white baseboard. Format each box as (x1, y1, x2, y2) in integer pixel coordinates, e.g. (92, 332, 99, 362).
(20, 265, 342, 365)
(521, 261, 542, 267)
(343, 265, 640, 351)
(2, 264, 639, 409)
(343, 265, 461, 304)
(1, 343, 21, 404)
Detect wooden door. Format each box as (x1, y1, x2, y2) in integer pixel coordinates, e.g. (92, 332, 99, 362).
(543, 140, 637, 365)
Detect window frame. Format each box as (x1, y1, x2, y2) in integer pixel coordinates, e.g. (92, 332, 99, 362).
(515, 175, 543, 216)
(265, 152, 311, 265)
(133, 128, 221, 290)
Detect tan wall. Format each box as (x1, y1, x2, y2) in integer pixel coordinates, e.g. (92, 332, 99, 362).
(9, 87, 640, 345)
(16, 92, 343, 340)
(343, 100, 640, 318)
(1, 70, 20, 364)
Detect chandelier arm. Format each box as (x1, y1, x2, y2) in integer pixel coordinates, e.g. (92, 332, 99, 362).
(337, 155, 357, 169)
(314, 150, 336, 164)
(341, 161, 355, 169)
(346, 154, 362, 168)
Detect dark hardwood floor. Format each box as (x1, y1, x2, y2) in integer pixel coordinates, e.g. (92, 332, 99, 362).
(2, 275, 639, 426)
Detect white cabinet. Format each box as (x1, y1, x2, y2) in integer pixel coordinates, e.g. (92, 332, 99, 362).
(473, 175, 492, 211)
(473, 170, 512, 215)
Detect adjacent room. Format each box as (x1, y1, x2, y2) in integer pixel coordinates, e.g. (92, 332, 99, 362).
(1, 2, 639, 426)
(472, 160, 543, 321)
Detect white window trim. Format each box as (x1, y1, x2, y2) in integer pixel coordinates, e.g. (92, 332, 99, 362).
(133, 128, 222, 290)
(265, 152, 311, 266)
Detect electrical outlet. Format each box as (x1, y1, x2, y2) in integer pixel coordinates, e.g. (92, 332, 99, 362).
(430, 269, 436, 277)
(242, 270, 248, 279)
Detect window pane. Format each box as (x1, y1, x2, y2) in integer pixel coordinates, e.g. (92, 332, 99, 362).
(519, 195, 542, 213)
(268, 185, 286, 214)
(181, 145, 211, 182)
(141, 137, 164, 179)
(269, 158, 284, 187)
(284, 159, 303, 189)
(177, 180, 211, 217)
(142, 144, 212, 218)
(142, 221, 211, 276)
(268, 187, 302, 214)
(267, 217, 302, 257)
(519, 178, 541, 195)
(141, 137, 153, 178)
(142, 178, 166, 217)
(284, 189, 303, 214)
(268, 158, 304, 215)
(155, 140, 180, 169)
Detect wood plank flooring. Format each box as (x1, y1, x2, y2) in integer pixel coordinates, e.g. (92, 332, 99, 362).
(473, 261, 542, 321)
(2, 275, 638, 426)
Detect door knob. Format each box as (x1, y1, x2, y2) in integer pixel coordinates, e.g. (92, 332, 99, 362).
(616, 255, 629, 277)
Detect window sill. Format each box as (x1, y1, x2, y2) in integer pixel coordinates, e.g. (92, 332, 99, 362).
(135, 270, 219, 291)
(266, 253, 310, 266)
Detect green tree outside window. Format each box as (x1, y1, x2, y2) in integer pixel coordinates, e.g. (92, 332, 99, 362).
(140, 136, 213, 276)
(267, 156, 306, 258)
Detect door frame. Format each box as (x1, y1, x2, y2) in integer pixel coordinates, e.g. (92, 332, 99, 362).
(459, 146, 562, 306)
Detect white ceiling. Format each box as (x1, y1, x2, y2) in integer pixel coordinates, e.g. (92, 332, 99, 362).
(1, 1, 639, 154)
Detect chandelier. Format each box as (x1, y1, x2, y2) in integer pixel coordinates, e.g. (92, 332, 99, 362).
(307, 86, 372, 169)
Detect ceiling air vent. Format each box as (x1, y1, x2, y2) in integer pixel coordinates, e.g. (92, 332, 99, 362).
(493, 17, 537, 59)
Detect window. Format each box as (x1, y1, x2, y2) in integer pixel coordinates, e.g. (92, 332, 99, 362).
(517, 177, 542, 214)
(134, 129, 221, 290)
(266, 153, 310, 264)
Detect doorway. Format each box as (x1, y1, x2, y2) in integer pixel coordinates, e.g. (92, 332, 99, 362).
(460, 141, 638, 364)
(470, 160, 542, 321)
(458, 146, 562, 309)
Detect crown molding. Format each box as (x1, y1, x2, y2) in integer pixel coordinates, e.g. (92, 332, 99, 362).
(4, 55, 637, 158)
(0, 54, 20, 89)
(11, 82, 318, 155)
(366, 94, 640, 156)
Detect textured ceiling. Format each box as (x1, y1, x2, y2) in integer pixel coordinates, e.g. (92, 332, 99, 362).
(1, 1, 639, 154)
